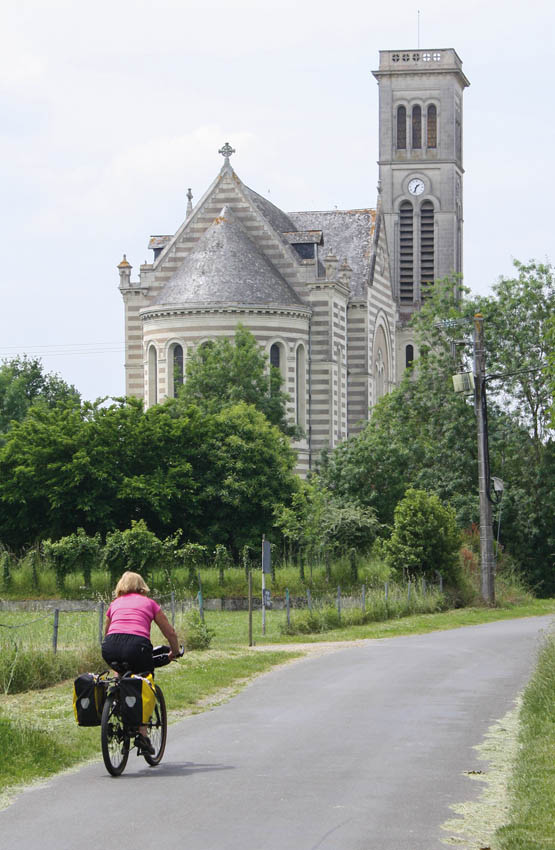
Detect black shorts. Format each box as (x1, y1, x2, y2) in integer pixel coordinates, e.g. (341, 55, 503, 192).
(101, 633, 154, 674)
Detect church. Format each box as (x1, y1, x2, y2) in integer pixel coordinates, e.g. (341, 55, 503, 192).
(118, 48, 469, 475)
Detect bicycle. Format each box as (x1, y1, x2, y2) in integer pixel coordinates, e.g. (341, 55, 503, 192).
(100, 644, 184, 776)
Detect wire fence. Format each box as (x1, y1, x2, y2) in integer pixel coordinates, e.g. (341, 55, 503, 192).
(0, 579, 444, 651)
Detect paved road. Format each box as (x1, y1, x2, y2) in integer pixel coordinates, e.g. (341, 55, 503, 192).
(2, 616, 552, 850)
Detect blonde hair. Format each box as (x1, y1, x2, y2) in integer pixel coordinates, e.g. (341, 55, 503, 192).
(114, 571, 150, 598)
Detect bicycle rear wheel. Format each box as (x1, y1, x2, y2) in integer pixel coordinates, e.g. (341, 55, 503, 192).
(143, 685, 167, 766)
(101, 692, 130, 776)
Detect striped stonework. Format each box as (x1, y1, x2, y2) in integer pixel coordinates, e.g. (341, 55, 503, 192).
(119, 160, 399, 477)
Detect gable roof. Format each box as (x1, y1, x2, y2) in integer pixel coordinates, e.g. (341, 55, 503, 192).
(152, 205, 304, 309)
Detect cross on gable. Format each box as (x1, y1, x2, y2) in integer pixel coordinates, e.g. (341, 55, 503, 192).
(218, 142, 236, 163)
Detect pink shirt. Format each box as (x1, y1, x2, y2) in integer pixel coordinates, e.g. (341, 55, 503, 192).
(106, 594, 161, 639)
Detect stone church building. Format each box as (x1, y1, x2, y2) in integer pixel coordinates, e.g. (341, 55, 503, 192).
(118, 48, 469, 475)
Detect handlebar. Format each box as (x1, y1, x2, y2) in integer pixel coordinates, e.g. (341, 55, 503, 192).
(152, 644, 185, 667)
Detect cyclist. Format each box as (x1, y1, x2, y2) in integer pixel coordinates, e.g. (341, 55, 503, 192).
(101, 571, 180, 754)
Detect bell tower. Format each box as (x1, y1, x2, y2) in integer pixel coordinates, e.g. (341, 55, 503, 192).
(373, 49, 470, 328)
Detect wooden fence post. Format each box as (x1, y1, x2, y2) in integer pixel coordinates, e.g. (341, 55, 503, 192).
(248, 570, 253, 647)
(286, 588, 290, 627)
(52, 609, 59, 653)
(98, 602, 104, 645)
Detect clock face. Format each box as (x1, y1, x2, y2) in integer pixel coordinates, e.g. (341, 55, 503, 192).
(408, 178, 425, 196)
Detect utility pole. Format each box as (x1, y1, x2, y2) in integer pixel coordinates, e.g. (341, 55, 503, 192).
(473, 314, 495, 604)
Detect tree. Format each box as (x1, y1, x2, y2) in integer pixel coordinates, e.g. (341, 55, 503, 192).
(0, 356, 80, 434)
(384, 489, 461, 583)
(321, 265, 555, 593)
(195, 402, 297, 556)
(42, 528, 101, 589)
(0, 395, 297, 555)
(273, 476, 380, 565)
(470, 261, 553, 451)
(102, 520, 163, 587)
(179, 324, 297, 436)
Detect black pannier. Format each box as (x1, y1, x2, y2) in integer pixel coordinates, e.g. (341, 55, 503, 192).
(73, 673, 105, 726)
(118, 674, 156, 727)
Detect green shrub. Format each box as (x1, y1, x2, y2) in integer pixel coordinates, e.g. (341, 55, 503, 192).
(184, 610, 215, 651)
(384, 489, 461, 583)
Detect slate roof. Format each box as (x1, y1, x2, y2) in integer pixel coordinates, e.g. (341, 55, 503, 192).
(153, 206, 304, 309)
(288, 209, 376, 299)
(241, 185, 298, 235)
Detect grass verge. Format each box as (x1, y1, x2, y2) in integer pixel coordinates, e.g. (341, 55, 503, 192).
(493, 633, 555, 849)
(207, 598, 555, 647)
(0, 649, 296, 803)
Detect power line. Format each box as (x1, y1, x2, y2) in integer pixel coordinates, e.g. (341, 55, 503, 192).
(0, 342, 125, 359)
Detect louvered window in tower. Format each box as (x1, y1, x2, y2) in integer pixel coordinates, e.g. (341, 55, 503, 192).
(399, 201, 414, 303)
(427, 105, 437, 148)
(396, 106, 406, 149)
(412, 105, 422, 149)
(420, 201, 435, 296)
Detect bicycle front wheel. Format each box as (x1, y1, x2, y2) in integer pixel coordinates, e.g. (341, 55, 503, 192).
(143, 685, 167, 766)
(101, 692, 130, 776)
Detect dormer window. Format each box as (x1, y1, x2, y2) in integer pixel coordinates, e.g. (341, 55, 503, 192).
(283, 230, 322, 262)
(292, 243, 315, 260)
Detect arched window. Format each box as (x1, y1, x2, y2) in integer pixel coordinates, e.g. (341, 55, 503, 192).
(375, 349, 385, 400)
(427, 104, 437, 148)
(420, 200, 435, 296)
(168, 343, 184, 398)
(405, 344, 414, 369)
(412, 105, 422, 149)
(373, 325, 389, 404)
(396, 105, 406, 150)
(296, 345, 306, 429)
(148, 345, 157, 406)
(399, 200, 414, 303)
(270, 343, 280, 369)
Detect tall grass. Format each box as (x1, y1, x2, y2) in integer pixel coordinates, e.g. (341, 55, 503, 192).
(281, 584, 446, 635)
(494, 634, 555, 849)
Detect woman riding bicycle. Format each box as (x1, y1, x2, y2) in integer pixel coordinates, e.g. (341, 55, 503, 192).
(101, 571, 180, 754)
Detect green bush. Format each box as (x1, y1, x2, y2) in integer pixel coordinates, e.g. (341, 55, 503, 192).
(184, 610, 215, 651)
(384, 489, 461, 583)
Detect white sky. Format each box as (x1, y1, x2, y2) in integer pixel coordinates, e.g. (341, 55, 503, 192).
(1, 0, 553, 401)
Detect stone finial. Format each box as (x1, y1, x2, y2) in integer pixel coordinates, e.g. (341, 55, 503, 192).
(118, 254, 132, 287)
(339, 258, 352, 287)
(325, 251, 339, 281)
(186, 188, 193, 216)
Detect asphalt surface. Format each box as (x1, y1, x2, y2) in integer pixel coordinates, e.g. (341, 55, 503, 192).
(2, 615, 552, 850)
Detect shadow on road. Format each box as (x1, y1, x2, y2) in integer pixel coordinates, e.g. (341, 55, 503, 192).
(104, 762, 235, 779)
